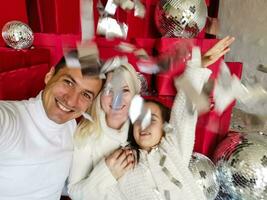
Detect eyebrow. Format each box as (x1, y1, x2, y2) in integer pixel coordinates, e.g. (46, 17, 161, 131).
(64, 74, 96, 98)
(152, 113, 160, 119)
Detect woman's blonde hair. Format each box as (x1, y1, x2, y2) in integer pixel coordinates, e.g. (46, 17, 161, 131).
(74, 63, 141, 147)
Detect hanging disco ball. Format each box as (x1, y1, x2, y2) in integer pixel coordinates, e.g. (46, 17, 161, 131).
(213, 132, 267, 200)
(189, 152, 220, 200)
(2, 20, 34, 49)
(155, 0, 207, 38)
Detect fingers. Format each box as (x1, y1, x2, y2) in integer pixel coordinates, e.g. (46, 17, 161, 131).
(123, 161, 135, 171)
(215, 36, 235, 52)
(106, 148, 136, 180)
(117, 149, 135, 168)
(112, 148, 124, 159)
(205, 36, 234, 56)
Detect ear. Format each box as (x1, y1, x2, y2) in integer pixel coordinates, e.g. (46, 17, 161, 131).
(44, 67, 55, 84)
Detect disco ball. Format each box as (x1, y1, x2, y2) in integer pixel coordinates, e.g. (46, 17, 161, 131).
(189, 152, 220, 200)
(155, 0, 207, 38)
(2, 21, 34, 49)
(213, 132, 267, 200)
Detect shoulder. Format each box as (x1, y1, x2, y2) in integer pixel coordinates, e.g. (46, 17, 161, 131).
(0, 100, 22, 121)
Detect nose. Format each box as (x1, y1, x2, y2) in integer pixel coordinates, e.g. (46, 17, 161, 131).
(63, 89, 79, 108)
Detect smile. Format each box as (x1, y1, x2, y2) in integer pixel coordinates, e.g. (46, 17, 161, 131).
(109, 105, 125, 111)
(56, 99, 73, 112)
(140, 131, 151, 136)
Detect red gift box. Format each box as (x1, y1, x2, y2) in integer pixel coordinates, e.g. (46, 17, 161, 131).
(0, 63, 50, 100)
(27, 0, 81, 35)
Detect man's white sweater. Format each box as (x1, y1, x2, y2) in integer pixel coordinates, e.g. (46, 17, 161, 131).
(0, 93, 76, 200)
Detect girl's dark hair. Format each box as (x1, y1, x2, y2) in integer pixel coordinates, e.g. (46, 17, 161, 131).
(127, 99, 171, 162)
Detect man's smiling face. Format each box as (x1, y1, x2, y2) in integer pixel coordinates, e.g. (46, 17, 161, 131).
(42, 66, 103, 124)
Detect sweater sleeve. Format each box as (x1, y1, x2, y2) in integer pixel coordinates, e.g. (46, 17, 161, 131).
(0, 102, 20, 153)
(68, 147, 117, 200)
(169, 65, 212, 166)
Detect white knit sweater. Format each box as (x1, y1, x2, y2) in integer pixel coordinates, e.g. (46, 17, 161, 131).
(68, 110, 130, 200)
(68, 63, 211, 200)
(0, 92, 76, 200)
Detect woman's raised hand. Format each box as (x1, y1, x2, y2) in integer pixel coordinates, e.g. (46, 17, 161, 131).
(105, 148, 135, 180)
(202, 36, 235, 68)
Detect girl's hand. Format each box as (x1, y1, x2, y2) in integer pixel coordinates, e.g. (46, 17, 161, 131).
(202, 36, 235, 68)
(105, 148, 135, 180)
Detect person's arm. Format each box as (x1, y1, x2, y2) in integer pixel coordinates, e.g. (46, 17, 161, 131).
(68, 147, 134, 200)
(0, 102, 19, 153)
(169, 59, 211, 166)
(170, 37, 234, 166)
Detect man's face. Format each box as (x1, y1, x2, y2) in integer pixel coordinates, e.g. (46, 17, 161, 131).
(42, 66, 103, 124)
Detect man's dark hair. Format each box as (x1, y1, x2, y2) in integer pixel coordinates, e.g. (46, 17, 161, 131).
(54, 56, 67, 74)
(127, 99, 171, 162)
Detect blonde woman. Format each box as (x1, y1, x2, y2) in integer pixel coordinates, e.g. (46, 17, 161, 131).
(68, 62, 141, 200)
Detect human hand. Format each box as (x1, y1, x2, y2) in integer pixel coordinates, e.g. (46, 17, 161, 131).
(202, 36, 235, 67)
(105, 148, 135, 180)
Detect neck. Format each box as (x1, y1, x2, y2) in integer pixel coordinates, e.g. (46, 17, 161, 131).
(106, 117, 124, 130)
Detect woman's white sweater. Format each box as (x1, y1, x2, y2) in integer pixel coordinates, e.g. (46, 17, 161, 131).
(68, 110, 130, 200)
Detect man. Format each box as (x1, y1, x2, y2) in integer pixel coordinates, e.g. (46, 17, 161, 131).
(0, 57, 103, 200)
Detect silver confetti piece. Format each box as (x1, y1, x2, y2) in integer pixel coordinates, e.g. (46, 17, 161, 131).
(120, 0, 135, 10)
(109, 68, 126, 93)
(164, 190, 171, 200)
(159, 155, 167, 166)
(162, 166, 183, 188)
(134, 0, 146, 18)
(80, 0, 94, 40)
(214, 62, 267, 114)
(97, 16, 128, 39)
(175, 76, 210, 114)
(129, 95, 144, 123)
(103, 82, 113, 96)
(116, 42, 136, 53)
(105, 0, 118, 15)
(112, 90, 123, 110)
(136, 58, 160, 74)
(77, 41, 99, 59)
(64, 50, 81, 68)
(141, 109, 151, 130)
(213, 62, 244, 114)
